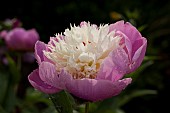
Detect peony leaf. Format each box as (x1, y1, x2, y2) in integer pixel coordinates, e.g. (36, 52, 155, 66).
(3, 85, 17, 112)
(49, 90, 74, 113)
(0, 71, 9, 104)
(117, 89, 157, 107)
(0, 106, 7, 113)
(6, 54, 20, 84)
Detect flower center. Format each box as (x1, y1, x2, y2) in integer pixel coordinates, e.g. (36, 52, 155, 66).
(43, 22, 121, 79)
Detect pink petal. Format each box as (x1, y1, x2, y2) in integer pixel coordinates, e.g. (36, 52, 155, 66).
(35, 41, 46, 64)
(131, 38, 147, 72)
(39, 62, 61, 89)
(116, 30, 132, 60)
(132, 38, 145, 57)
(66, 78, 132, 101)
(58, 69, 72, 89)
(97, 47, 130, 81)
(28, 69, 60, 94)
(80, 21, 88, 26)
(109, 20, 142, 44)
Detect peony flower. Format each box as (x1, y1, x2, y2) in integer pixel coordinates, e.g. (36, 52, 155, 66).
(28, 20, 147, 101)
(4, 28, 39, 51)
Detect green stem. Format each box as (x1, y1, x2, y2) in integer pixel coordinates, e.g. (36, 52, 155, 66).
(17, 53, 22, 72)
(85, 102, 89, 113)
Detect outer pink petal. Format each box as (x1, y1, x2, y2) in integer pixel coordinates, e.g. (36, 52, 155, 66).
(35, 41, 46, 64)
(66, 78, 132, 102)
(131, 38, 147, 72)
(39, 62, 62, 89)
(28, 69, 60, 94)
(97, 47, 129, 81)
(116, 30, 132, 60)
(109, 20, 142, 44)
(132, 38, 144, 57)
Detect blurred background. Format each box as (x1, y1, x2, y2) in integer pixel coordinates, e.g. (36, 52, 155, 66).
(0, 0, 170, 113)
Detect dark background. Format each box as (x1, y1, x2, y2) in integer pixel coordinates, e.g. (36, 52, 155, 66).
(0, 0, 170, 113)
(1, 0, 169, 41)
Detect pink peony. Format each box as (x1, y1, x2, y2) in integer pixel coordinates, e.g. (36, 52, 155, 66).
(4, 28, 39, 51)
(28, 21, 147, 101)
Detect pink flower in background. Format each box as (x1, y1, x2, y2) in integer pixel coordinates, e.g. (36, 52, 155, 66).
(4, 28, 39, 51)
(28, 20, 147, 101)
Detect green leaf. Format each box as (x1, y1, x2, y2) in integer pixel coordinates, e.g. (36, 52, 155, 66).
(117, 89, 157, 107)
(115, 109, 125, 113)
(6, 54, 20, 84)
(92, 90, 157, 113)
(3, 85, 17, 112)
(49, 90, 74, 113)
(90, 98, 119, 113)
(0, 106, 7, 113)
(144, 56, 161, 61)
(25, 88, 49, 104)
(42, 106, 58, 113)
(0, 71, 9, 104)
(17, 88, 50, 113)
(138, 24, 147, 32)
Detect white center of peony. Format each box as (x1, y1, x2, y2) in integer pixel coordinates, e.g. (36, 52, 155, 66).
(43, 22, 121, 79)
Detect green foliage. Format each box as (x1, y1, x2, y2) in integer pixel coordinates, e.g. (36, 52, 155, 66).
(0, 71, 9, 105)
(49, 91, 74, 113)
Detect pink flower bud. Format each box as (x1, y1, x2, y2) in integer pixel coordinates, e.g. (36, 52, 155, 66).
(4, 28, 39, 51)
